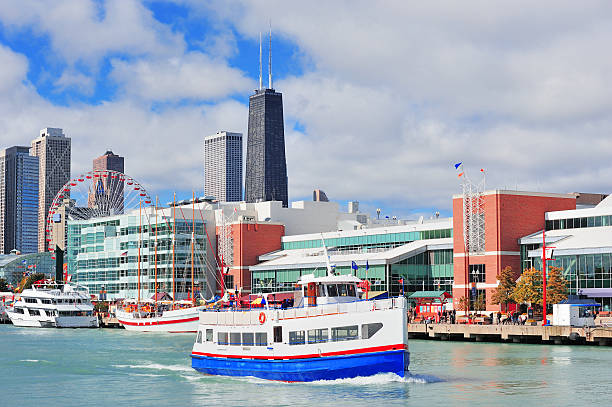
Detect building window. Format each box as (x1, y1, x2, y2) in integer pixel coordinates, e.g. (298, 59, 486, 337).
(469, 264, 486, 283)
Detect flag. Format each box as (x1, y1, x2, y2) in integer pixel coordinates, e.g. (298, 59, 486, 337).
(366, 260, 369, 270)
(480, 168, 485, 172)
(21, 259, 27, 264)
(399, 278, 404, 284)
(120, 251, 128, 257)
(458, 172, 464, 178)
(351, 261, 358, 271)
(454, 162, 462, 169)
(27, 265, 34, 269)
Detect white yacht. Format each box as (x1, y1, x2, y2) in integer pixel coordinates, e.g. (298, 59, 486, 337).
(7, 282, 99, 328)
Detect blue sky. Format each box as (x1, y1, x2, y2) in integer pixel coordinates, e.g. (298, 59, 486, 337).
(1, 1, 612, 221)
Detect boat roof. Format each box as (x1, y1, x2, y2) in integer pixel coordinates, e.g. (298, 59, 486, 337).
(296, 273, 362, 286)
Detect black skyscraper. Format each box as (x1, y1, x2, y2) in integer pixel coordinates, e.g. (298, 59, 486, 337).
(245, 88, 288, 207)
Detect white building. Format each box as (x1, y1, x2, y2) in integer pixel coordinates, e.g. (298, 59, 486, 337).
(204, 131, 242, 202)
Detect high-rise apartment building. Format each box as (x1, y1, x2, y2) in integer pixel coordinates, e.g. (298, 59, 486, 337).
(204, 132, 243, 202)
(245, 29, 288, 207)
(89, 150, 124, 211)
(0, 146, 39, 254)
(31, 128, 71, 252)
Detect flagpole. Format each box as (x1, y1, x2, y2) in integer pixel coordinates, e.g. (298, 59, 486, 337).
(138, 200, 142, 306)
(154, 197, 158, 313)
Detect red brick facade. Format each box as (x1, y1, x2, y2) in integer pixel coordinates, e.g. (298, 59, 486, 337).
(216, 222, 284, 293)
(452, 191, 576, 312)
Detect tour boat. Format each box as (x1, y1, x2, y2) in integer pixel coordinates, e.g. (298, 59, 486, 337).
(116, 301, 206, 333)
(6, 282, 98, 328)
(190, 272, 409, 382)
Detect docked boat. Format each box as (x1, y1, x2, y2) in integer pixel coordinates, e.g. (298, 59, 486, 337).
(190, 272, 409, 382)
(116, 300, 205, 333)
(6, 282, 98, 328)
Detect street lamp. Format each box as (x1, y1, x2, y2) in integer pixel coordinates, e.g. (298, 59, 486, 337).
(376, 208, 381, 220)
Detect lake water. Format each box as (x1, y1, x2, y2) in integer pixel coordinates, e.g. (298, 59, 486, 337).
(1, 325, 610, 406)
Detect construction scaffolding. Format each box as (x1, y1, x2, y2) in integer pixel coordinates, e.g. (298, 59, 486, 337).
(460, 168, 486, 255)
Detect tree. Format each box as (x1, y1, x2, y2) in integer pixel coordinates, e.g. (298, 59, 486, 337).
(16, 273, 46, 292)
(512, 266, 569, 308)
(491, 266, 517, 311)
(456, 296, 469, 312)
(472, 294, 486, 312)
(545, 267, 569, 305)
(0, 278, 9, 292)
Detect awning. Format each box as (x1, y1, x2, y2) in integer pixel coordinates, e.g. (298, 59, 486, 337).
(408, 290, 451, 299)
(251, 297, 266, 305)
(579, 288, 612, 298)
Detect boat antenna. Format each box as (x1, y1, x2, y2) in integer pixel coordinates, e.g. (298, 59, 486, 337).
(268, 21, 272, 90)
(320, 234, 334, 276)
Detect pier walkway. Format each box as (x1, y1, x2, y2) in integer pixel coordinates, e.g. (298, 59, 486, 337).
(408, 323, 612, 346)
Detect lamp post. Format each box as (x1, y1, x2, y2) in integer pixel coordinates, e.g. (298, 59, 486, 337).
(376, 208, 381, 220)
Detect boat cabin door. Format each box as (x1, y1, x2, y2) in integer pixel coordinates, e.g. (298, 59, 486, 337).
(307, 282, 317, 307)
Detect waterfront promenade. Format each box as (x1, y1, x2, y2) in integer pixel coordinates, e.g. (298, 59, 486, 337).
(408, 322, 612, 345)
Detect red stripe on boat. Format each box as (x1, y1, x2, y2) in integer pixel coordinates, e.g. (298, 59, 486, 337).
(118, 316, 199, 326)
(191, 344, 406, 360)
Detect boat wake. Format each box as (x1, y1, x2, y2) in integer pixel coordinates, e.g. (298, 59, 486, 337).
(113, 363, 194, 373)
(306, 372, 444, 386)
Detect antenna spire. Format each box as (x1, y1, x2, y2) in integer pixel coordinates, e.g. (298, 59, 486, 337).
(258, 32, 262, 90)
(268, 22, 273, 89)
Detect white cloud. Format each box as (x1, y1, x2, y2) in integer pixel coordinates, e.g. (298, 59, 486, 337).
(110, 52, 254, 102)
(0, 0, 184, 65)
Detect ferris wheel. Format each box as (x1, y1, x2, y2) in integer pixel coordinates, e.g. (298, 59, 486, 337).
(45, 170, 152, 252)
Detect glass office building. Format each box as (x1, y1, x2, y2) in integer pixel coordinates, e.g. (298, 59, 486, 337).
(67, 210, 208, 300)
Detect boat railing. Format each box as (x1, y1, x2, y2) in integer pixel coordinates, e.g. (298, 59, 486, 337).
(199, 296, 407, 326)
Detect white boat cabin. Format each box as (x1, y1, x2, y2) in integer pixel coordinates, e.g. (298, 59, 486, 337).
(293, 273, 362, 307)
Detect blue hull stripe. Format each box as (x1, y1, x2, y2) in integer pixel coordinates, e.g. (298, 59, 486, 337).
(191, 349, 410, 382)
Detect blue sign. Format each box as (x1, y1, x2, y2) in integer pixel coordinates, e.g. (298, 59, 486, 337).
(471, 286, 477, 297)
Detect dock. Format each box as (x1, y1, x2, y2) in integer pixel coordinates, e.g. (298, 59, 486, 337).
(98, 315, 123, 329)
(408, 323, 612, 346)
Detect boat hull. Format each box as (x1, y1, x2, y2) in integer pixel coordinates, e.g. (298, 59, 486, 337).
(117, 309, 202, 333)
(7, 313, 98, 328)
(191, 349, 409, 382)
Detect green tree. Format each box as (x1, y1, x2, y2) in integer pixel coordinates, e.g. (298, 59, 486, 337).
(0, 278, 9, 292)
(491, 266, 516, 311)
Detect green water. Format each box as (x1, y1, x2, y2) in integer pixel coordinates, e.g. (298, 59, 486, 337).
(0, 325, 610, 406)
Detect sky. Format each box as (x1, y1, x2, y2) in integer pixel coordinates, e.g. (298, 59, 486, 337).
(1, 1, 612, 220)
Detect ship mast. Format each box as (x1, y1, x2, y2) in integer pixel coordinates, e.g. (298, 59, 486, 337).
(191, 191, 195, 306)
(137, 200, 142, 305)
(172, 192, 176, 308)
(154, 197, 158, 312)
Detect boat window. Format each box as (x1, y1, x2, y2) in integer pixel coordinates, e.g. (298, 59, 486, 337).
(338, 284, 349, 296)
(218, 332, 229, 345)
(41, 299, 52, 304)
(362, 323, 383, 339)
(318, 284, 326, 296)
(206, 329, 213, 342)
(196, 331, 202, 344)
(14, 308, 24, 314)
(331, 325, 359, 342)
(327, 284, 338, 297)
(347, 285, 356, 297)
(230, 332, 241, 346)
(29, 309, 41, 316)
(25, 298, 38, 304)
(308, 328, 328, 344)
(273, 326, 282, 343)
(289, 330, 306, 345)
(242, 332, 254, 346)
(255, 332, 267, 346)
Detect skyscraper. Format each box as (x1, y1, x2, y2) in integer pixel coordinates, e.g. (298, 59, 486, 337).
(89, 150, 125, 212)
(31, 128, 71, 252)
(204, 132, 243, 202)
(245, 29, 288, 207)
(0, 146, 39, 254)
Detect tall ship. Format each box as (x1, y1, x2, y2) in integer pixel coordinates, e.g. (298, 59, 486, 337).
(6, 281, 98, 328)
(116, 300, 205, 333)
(191, 263, 409, 381)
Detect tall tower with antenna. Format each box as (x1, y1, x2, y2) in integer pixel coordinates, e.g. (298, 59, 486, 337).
(245, 24, 288, 207)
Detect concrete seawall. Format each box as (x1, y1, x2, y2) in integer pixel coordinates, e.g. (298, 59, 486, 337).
(408, 323, 612, 346)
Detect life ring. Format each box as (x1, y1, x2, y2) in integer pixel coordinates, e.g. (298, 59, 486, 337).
(259, 312, 266, 324)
